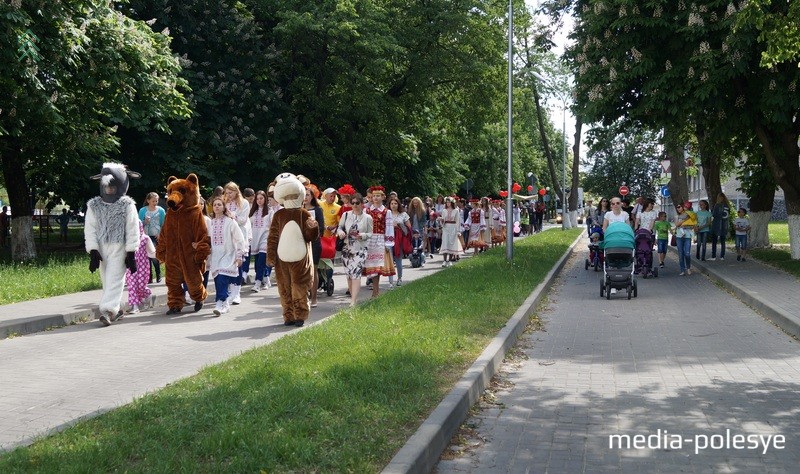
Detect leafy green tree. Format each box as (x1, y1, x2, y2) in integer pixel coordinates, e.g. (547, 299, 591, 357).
(0, 0, 189, 261)
(554, 0, 800, 258)
(582, 124, 662, 201)
(119, 0, 287, 196)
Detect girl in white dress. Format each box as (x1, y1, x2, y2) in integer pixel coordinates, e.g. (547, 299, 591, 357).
(439, 197, 463, 266)
(224, 182, 250, 304)
(208, 197, 246, 315)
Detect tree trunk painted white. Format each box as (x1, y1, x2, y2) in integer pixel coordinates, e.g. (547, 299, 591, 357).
(562, 212, 572, 229)
(11, 216, 37, 261)
(569, 210, 578, 227)
(748, 211, 771, 249)
(789, 215, 800, 260)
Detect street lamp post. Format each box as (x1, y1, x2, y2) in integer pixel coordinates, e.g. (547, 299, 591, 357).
(561, 107, 567, 230)
(505, 0, 513, 262)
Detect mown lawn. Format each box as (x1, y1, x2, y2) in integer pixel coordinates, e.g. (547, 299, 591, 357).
(750, 222, 798, 280)
(0, 228, 582, 472)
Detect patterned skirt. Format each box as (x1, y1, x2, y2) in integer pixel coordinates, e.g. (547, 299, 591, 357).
(364, 235, 396, 277)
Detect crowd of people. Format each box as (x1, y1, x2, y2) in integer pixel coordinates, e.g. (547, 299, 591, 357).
(125, 178, 555, 316)
(586, 192, 750, 280)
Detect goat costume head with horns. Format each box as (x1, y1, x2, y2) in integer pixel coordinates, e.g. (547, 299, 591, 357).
(90, 163, 141, 203)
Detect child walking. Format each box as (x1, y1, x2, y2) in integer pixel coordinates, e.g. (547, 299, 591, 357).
(249, 191, 271, 292)
(208, 197, 247, 316)
(653, 211, 670, 268)
(125, 221, 156, 314)
(734, 208, 751, 262)
(224, 182, 251, 304)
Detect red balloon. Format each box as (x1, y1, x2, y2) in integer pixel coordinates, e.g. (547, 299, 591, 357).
(527, 185, 534, 192)
(538, 188, 546, 196)
(512, 182, 522, 193)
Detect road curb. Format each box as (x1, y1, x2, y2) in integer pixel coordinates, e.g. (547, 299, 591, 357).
(382, 232, 584, 474)
(0, 285, 220, 340)
(685, 252, 800, 339)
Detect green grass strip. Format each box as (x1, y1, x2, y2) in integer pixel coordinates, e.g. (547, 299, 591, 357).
(0, 228, 582, 472)
(0, 253, 101, 305)
(751, 247, 800, 281)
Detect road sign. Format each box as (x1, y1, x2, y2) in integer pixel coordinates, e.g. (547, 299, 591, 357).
(619, 185, 629, 196)
(660, 185, 670, 198)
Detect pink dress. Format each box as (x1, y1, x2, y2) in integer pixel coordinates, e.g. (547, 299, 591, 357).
(125, 221, 153, 307)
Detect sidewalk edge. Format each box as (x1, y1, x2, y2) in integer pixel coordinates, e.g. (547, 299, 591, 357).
(382, 233, 584, 474)
(691, 257, 800, 339)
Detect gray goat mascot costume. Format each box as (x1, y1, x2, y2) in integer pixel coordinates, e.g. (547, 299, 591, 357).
(84, 163, 141, 326)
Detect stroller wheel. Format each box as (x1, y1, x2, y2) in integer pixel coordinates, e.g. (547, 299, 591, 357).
(627, 285, 632, 300)
(653, 267, 658, 278)
(633, 281, 638, 298)
(606, 285, 611, 300)
(600, 282, 605, 297)
(585, 259, 590, 270)
(326, 279, 334, 296)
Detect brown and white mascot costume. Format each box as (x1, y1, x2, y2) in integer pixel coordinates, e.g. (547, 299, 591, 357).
(267, 173, 319, 327)
(84, 163, 141, 326)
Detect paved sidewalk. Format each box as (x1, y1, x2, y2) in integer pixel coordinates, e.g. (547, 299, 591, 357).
(435, 242, 800, 472)
(0, 254, 451, 451)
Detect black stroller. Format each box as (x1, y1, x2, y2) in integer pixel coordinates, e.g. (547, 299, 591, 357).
(409, 231, 424, 268)
(585, 225, 604, 271)
(634, 228, 658, 278)
(599, 222, 638, 300)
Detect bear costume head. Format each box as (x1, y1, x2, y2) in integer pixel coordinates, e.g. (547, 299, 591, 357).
(165, 174, 202, 211)
(273, 173, 306, 209)
(90, 162, 141, 203)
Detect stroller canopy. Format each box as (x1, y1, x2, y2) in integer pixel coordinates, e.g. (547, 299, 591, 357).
(600, 222, 635, 250)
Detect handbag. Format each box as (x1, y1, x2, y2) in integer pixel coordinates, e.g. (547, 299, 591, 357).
(336, 236, 345, 252)
(670, 234, 676, 246)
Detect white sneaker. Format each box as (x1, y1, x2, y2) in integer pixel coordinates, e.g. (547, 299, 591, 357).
(213, 300, 223, 316)
(127, 304, 140, 314)
(708, 257, 716, 261)
(184, 291, 193, 305)
(441, 262, 447, 268)
(396, 279, 402, 287)
(720, 257, 724, 261)
(264, 278, 272, 289)
(230, 285, 242, 305)
(388, 282, 395, 290)
(251, 280, 262, 293)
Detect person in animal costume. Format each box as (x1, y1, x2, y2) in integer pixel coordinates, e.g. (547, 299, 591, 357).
(84, 163, 141, 326)
(267, 173, 320, 327)
(156, 174, 211, 314)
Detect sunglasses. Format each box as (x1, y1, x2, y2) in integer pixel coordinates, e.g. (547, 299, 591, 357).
(352, 201, 362, 205)
(611, 202, 621, 205)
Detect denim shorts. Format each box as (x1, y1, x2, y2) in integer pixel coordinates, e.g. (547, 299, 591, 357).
(657, 239, 668, 253)
(735, 234, 748, 250)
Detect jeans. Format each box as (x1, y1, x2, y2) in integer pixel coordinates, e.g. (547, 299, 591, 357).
(735, 234, 748, 251)
(711, 233, 726, 259)
(677, 237, 692, 273)
(214, 274, 236, 301)
(696, 232, 709, 260)
(254, 252, 267, 281)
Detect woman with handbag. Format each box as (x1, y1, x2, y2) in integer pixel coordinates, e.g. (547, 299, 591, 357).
(337, 194, 373, 306)
(673, 202, 697, 276)
(388, 196, 411, 287)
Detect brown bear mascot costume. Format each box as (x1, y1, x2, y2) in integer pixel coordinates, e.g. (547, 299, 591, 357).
(156, 174, 211, 314)
(267, 173, 320, 327)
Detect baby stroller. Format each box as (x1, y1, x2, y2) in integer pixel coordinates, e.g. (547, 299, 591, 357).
(599, 222, 638, 300)
(634, 228, 658, 278)
(584, 225, 604, 271)
(409, 232, 424, 268)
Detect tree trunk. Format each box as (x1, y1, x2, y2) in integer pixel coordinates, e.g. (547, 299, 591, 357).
(753, 123, 800, 259)
(569, 116, 582, 213)
(532, 85, 561, 201)
(789, 216, 800, 260)
(664, 125, 688, 206)
(747, 183, 775, 249)
(695, 122, 722, 207)
(748, 211, 771, 249)
(0, 137, 37, 261)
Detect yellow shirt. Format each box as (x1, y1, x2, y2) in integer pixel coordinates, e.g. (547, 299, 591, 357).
(319, 200, 341, 237)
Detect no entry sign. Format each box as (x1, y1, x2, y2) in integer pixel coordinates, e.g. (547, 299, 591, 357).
(619, 185, 629, 196)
